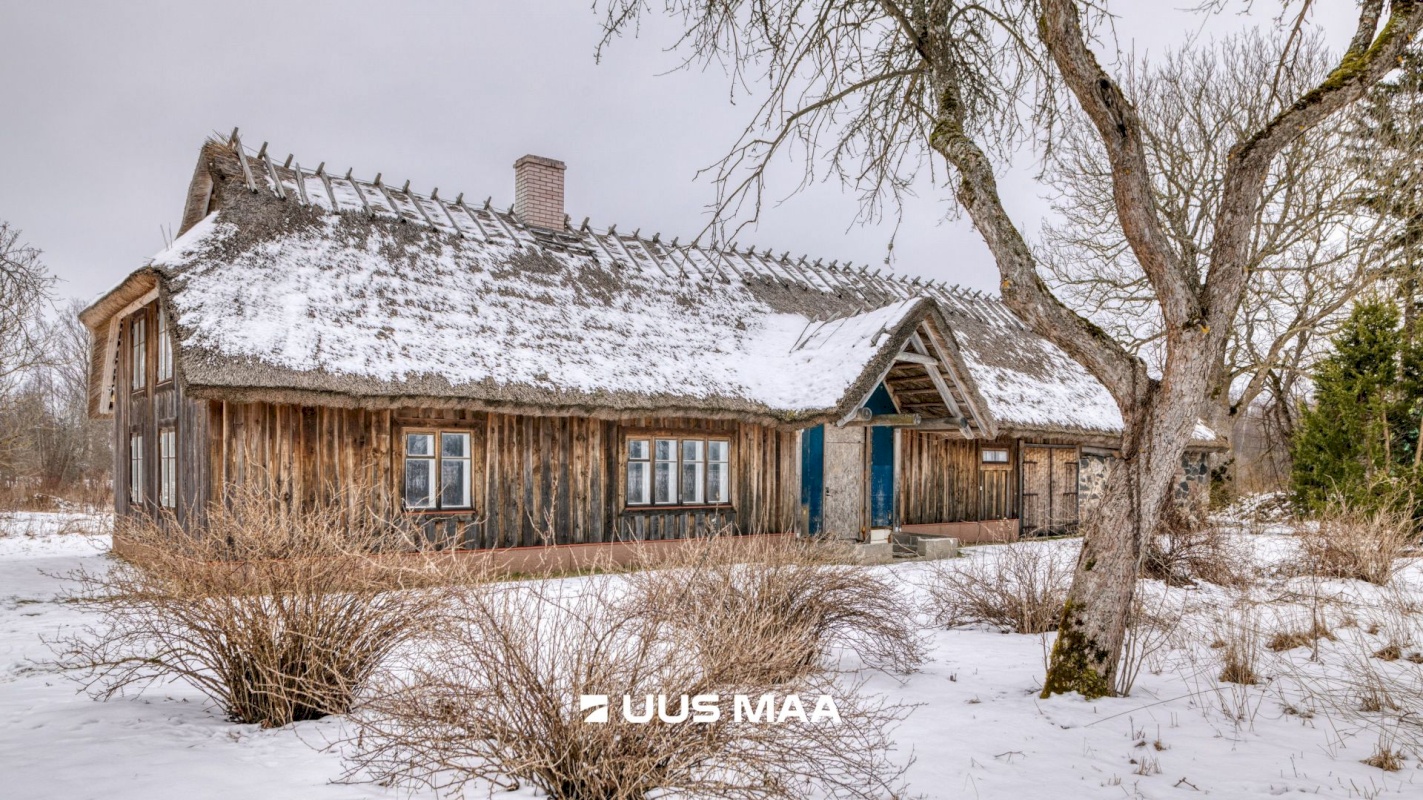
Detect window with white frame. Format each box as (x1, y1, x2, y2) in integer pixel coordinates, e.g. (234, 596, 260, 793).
(626, 436, 731, 506)
(707, 440, 730, 503)
(130, 315, 147, 391)
(156, 311, 173, 383)
(129, 433, 144, 504)
(626, 439, 651, 505)
(159, 429, 176, 508)
(981, 448, 1010, 465)
(403, 431, 472, 510)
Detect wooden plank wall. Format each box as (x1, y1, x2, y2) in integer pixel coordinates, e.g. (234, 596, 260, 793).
(898, 433, 1018, 525)
(198, 404, 798, 548)
(211, 403, 395, 516)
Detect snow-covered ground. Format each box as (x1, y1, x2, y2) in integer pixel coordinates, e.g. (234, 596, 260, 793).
(0, 513, 419, 800)
(3, 510, 1422, 799)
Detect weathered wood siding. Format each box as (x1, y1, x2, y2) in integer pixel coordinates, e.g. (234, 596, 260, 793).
(898, 433, 1019, 525)
(198, 404, 798, 547)
(111, 297, 800, 548)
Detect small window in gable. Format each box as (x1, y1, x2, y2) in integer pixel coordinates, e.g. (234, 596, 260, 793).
(131, 315, 147, 391)
(403, 430, 472, 510)
(157, 311, 173, 383)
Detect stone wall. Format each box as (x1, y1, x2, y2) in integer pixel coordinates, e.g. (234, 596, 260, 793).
(1077, 452, 1110, 517)
(1176, 451, 1211, 512)
(1076, 449, 1212, 520)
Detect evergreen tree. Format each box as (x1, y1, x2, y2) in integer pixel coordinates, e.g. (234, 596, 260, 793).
(1395, 326, 1423, 470)
(1291, 301, 1405, 512)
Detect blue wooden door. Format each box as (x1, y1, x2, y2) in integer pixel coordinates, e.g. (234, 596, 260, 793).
(870, 426, 895, 527)
(800, 425, 824, 535)
(864, 384, 898, 527)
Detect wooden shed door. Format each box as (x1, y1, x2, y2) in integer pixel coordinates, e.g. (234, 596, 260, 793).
(1021, 446, 1080, 536)
(821, 425, 866, 539)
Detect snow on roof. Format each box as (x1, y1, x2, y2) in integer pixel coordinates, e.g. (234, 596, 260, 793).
(148, 194, 937, 424)
(95, 136, 1201, 439)
(924, 293, 1124, 434)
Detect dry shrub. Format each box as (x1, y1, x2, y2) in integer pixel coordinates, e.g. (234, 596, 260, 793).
(923, 540, 1073, 634)
(1142, 505, 1251, 587)
(344, 568, 913, 800)
(1296, 502, 1415, 585)
(623, 535, 925, 681)
(1363, 743, 1405, 772)
(49, 482, 466, 728)
(1215, 609, 1260, 685)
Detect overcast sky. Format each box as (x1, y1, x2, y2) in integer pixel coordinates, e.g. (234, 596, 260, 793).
(0, 1, 1362, 307)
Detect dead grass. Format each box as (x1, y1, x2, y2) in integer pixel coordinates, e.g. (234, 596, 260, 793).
(1266, 619, 1335, 652)
(47, 481, 468, 728)
(1296, 502, 1415, 585)
(922, 541, 1073, 634)
(1215, 612, 1260, 686)
(1269, 579, 1423, 768)
(1142, 505, 1253, 588)
(1363, 745, 1405, 772)
(1373, 643, 1403, 661)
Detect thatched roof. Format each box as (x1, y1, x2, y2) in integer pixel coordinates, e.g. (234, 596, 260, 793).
(82, 135, 1220, 444)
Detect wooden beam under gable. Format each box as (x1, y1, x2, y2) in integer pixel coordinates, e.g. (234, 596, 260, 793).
(915, 356, 972, 438)
(894, 351, 938, 366)
(98, 287, 160, 415)
(916, 320, 995, 439)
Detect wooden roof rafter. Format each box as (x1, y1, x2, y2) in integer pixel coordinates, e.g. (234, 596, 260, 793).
(837, 312, 989, 438)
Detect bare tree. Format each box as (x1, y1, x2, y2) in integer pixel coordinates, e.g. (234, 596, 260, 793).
(1039, 31, 1394, 481)
(0, 222, 54, 482)
(597, 0, 1423, 696)
(0, 299, 111, 504)
(34, 301, 111, 496)
(1352, 46, 1423, 337)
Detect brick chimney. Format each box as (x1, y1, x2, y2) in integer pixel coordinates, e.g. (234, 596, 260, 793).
(513, 154, 566, 230)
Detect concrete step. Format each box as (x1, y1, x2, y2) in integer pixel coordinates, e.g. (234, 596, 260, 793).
(891, 531, 960, 560)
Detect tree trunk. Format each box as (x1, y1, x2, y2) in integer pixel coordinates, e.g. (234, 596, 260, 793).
(1040, 364, 1206, 698)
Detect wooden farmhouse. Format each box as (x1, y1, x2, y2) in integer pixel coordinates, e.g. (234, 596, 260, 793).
(81, 133, 1222, 560)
